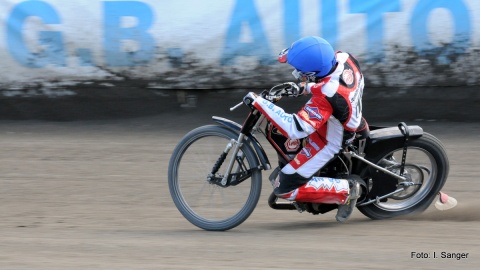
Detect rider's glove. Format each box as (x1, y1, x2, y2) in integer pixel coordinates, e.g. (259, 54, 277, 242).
(297, 82, 308, 96)
(243, 92, 258, 109)
(283, 82, 305, 97)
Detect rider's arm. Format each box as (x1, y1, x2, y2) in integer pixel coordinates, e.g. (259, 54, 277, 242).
(298, 77, 332, 96)
(252, 96, 332, 139)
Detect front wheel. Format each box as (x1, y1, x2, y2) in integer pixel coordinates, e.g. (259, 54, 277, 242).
(168, 125, 262, 231)
(358, 132, 449, 219)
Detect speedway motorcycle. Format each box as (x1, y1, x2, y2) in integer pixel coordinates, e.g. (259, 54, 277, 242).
(168, 83, 455, 231)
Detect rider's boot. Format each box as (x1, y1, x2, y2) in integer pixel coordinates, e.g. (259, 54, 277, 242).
(336, 180, 361, 223)
(278, 176, 350, 204)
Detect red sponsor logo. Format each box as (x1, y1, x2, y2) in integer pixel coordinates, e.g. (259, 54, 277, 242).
(285, 138, 300, 152)
(304, 106, 323, 120)
(342, 68, 354, 85)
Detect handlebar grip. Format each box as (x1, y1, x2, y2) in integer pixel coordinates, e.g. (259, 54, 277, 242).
(230, 102, 243, 111)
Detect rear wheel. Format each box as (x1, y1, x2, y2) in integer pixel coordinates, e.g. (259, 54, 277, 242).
(358, 133, 449, 219)
(168, 125, 262, 231)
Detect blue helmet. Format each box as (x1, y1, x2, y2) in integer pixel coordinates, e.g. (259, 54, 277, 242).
(279, 36, 336, 79)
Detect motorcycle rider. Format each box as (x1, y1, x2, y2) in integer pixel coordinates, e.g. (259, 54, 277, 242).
(243, 36, 369, 222)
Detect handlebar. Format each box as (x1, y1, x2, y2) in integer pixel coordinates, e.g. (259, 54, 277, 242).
(266, 82, 299, 98)
(230, 82, 299, 111)
(230, 102, 243, 111)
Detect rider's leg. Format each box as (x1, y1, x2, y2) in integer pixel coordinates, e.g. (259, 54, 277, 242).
(272, 131, 360, 221)
(273, 172, 350, 205)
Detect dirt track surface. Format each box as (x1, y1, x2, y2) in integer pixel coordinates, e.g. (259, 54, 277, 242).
(1, 113, 479, 269)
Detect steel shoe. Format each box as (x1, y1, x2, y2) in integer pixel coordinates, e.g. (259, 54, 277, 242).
(336, 180, 361, 223)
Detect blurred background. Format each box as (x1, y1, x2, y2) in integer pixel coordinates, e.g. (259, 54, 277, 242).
(1, 2, 480, 269)
(0, 0, 479, 121)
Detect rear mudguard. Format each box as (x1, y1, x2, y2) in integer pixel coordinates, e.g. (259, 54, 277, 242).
(365, 125, 423, 158)
(212, 116, 271, 170)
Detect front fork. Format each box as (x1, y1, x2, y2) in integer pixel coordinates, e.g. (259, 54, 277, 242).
(210, 113, 266, 186)
(220, 134, 245, 186)
(207, 135, 245, 187)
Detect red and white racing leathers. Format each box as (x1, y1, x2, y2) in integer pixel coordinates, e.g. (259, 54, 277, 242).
(252, 52, 367, 205)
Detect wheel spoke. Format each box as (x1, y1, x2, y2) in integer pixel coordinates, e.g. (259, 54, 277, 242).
(168, 126, 262, 231)
(372, 148, 437, 211)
